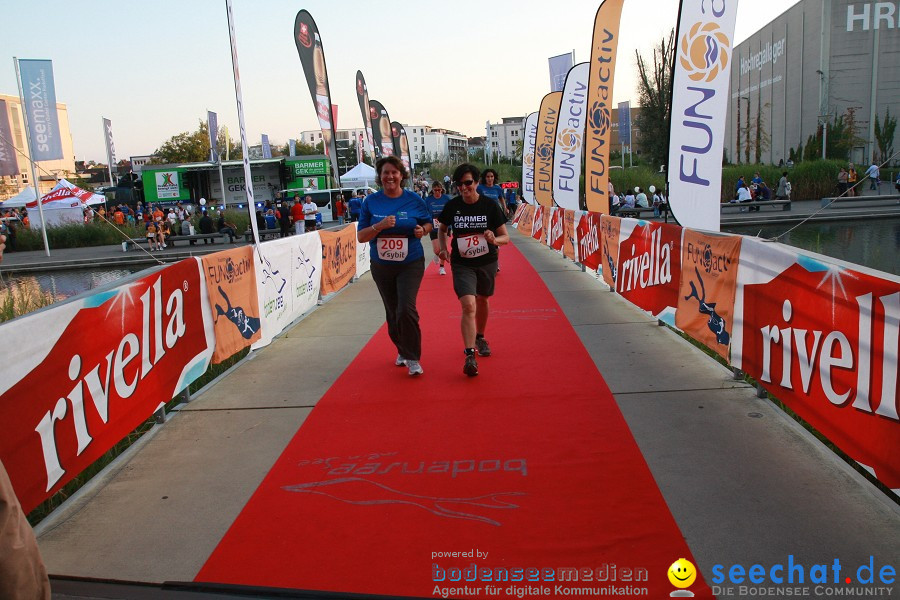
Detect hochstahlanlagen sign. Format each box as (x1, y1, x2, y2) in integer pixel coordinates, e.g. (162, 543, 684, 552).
(667, 1, 739, 232)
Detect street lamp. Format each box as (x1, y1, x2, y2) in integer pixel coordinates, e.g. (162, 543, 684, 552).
(816, 69, 828, 160)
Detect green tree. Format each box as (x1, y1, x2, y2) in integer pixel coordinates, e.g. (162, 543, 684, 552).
(634, 29, 674, 169)
(874, 107, 896, 164)
(754, 102, 771, 164)
(151, 120, 241, 164)
(280, 139, 321, 157)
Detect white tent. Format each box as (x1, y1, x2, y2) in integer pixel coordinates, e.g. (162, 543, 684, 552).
(0, 186, 38, 208)
(341, 162, 377, 187)
(25, 180, 105, 229)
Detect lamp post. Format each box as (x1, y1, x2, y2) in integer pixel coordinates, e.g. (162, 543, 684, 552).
(816, 69, 828, 160)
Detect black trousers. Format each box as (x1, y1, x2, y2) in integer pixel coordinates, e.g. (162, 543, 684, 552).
(371, 257, 425, 361)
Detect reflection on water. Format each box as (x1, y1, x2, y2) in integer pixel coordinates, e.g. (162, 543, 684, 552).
(725, 218, 900, 276)
(1, 267, 145, 302)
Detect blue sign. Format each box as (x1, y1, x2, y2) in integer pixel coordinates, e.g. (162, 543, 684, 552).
(17, 59, 64, 161)
(617, 101, 631, 147)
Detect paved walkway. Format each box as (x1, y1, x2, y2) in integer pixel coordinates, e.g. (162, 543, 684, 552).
(33, 231, 900, 599)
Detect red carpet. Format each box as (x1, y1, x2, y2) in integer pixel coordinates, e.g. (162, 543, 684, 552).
(196, 241, 712, 599)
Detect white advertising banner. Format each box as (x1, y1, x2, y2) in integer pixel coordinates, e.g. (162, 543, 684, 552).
(667, 2, 738, 232)
(521, 112, 538, 204)
(252, 234, 323, 349)
(355, 223, 371, 278)
(553, 62, 589, 210)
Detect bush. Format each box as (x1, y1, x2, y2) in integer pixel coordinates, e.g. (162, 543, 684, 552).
(14, 221, 146, 252)
(720, 160, 844, 201)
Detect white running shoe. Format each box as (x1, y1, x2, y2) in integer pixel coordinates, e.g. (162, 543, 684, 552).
(395, 354, 406, 367)
(407, 360, 423, 376)
(432, 255, 440, 266)
(439, 266, 446, 275)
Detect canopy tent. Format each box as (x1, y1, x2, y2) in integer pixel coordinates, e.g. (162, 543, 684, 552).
(341, 162, 377, 187)
(0, 186, 38, 208)
(25, 180, 105, 229)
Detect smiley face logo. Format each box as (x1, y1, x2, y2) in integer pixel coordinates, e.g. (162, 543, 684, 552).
(668, 558, 697, 589)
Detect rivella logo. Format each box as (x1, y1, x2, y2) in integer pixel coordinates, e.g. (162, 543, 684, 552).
(679, 22, 730, 83)
(297, 22, 311, 48)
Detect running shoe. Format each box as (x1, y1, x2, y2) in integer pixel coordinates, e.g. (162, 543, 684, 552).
(463, 354, 478, 377)
(439, 266, 446, 275)
(407, 360, 423, 376)
(432, 255, 440, 266)
(475, 337, 491, 357)
(395, 354, 406, 367)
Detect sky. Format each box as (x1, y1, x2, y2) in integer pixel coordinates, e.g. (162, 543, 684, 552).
(2, 0, 802, 163)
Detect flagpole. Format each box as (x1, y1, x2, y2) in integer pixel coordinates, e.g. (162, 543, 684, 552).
(14, 57, 50, 257)
(208, 110, 226, 206)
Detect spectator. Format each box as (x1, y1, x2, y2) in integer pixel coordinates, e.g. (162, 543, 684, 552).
(198, 210, 215, 244)
(349, 192, 363, 222)
(216, 213, 238, 242)
(255, 210, 266, 233)
(837, 167, 848, 196)
(278, 200, 291, 237)
(895, 171, 900, 194)
(335, 192, 346, 225)
(0, 458, 51, 600)
(652, 189, 663, 217)
(622, 190, 636, 209)
(776, 171, 791, 200)
(736, 182, 752, 212)
(264, 209, 277, 229)
(146, 219, 159, 251)
(847, 164, 858, 197)
(158, 218, 171, 249)
(291, 196, 306, 234)
(635, 187, 649, 208)
(865, 162, 880, 191)
(167, 208, 178, 226)
(303, 196, 318, 232)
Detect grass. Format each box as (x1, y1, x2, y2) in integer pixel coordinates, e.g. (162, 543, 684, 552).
(0, 277, 59, 323)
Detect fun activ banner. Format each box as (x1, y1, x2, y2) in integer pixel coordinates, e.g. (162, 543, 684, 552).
(584, 0, 625, 214)
(294, 10, 341, 186)
(599, 214, 620, 287)
(553, 62, 589, 211)
(202, 246, 262, 363)
(577, 211, 603, 273)
(16, 59, 64, 161)
(521, 112, 538, 204)
(252, 234, 323, 350)
(675, 229, 741, 359)
(548, 207, 565, 252)
(667, 1, 738, 232)
(534, 92, 562, 208)
(0, 260, 214, 513)
(0, 100, 19, 177)
(320, 226, 358, 295)
(563, 209, 577, 261)
(615, 220, 683, 322)
(355, 71, 376, 161)
(369, 100, 394, 158)
(732, 239, 900, 490)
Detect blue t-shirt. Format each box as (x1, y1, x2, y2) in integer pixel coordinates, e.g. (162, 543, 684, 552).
(349, 197, 362, 215)
(264, 213, 277, 228)
(477, 184, 504, 207)
(359, 190, 431, 265)
(426, 193, 450, 220)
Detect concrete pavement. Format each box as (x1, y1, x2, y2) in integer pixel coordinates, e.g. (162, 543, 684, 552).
(32, 231, 900, 599)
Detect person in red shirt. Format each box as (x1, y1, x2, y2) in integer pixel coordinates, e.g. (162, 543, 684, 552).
(290, 196, 306, 234)
(335, 192, 346, 225)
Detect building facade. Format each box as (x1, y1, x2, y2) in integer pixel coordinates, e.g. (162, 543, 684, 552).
(0, 93, 76, 200)
(486, 116, 524, 159)
(726, 0, 900, 166)
(404, 125, 468, 164)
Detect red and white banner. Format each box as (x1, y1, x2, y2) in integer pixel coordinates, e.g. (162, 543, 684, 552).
(616, 220, 683, 320)
(0, 260, 214, 513)
(733, 239, 900, 490)
(576, 212, 603, 272)
(252, 234, 323, 350)
(675, 230, 742, 359)
(531, 205, 545, 242)
(667, 1, 738, 232)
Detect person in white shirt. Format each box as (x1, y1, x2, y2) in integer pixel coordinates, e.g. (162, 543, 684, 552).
(303, 197, 319, 232)
(736, 183, 752, 211)
(865, 163, 880, 191)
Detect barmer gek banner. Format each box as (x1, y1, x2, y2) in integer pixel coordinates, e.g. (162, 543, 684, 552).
(667, 0, 739, 232)
(17, 59, 64, 161)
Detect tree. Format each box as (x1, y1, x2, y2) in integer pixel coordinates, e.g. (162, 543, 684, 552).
(874, 107, 896, 165)
(634, 29, 674, 169)
(280, 139, 320, 157)
(151, 120, 241, 164)
(754, 102, 771, 164)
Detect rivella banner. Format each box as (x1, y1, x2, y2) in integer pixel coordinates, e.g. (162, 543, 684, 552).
(355, 71, 376, 161)
(521, 112, 538, 204)
(732, 239, 900, 490)
(252, 234, 323, 350)
(667, 2, 738, 232)
(202, 246, 262, 363)
(584, 0, 625, 214)
(294, 10, 341, 186)
(17, 59, 64, 161)
(534, 92, 562, 208)
(615, 220, 683, 322)
(553, 63, 589, 211)
(369, 99, 394, 158)
(0, 260, 214, 513)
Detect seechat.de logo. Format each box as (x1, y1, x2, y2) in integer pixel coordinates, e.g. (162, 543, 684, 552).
(679, 22, 731, 82)
(557, 128, 583, 153)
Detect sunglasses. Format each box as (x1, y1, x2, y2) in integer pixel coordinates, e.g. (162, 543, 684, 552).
(457, 179, 476, 187)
